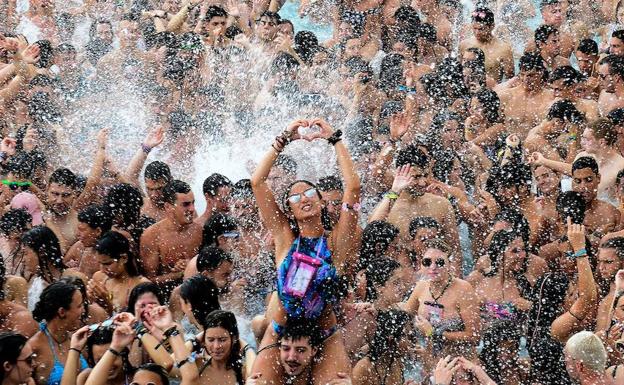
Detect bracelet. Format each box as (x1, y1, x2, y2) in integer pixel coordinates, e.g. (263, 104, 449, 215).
(141, 143, 152, 154)
(271, 144, 283, 153)
(163, 326, 180, 340)
(384, 191, 399, 200)
(69, 347, 82, 354)
(568, 134, 578, 142)
(342, 202, 361, 212)
(175, 352, 197, 368)
(134, 322, 148, 340)
(108, 348, 122, 356)
(243, 344, 255, 354)
(573, 248, 587, 258)
(568, 309, 583, 322)
(327, 129, 342, 145)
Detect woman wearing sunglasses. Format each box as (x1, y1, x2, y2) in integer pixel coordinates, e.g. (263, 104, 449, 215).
(403, 238, 480, 376)
(0, 332, 35, 385)
(250, 119, 360, 384)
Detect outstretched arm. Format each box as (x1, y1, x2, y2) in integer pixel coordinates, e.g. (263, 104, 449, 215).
(74, 128, 108, 211)
(124, 126, 165, 186)
(250, 121, 307, 257)
(368, 164, 413, 222)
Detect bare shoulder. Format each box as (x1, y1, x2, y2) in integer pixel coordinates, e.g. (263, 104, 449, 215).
(454, 277, 475, 291)
(5, 275, 28, 288)
(597, 200, 620, 215)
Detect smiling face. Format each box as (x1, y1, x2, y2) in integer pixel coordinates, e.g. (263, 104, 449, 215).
(503, 237, 527, 273)
(166, 192, 196, 225)
(534, 165, 560, 195)
(422, 247, 450, 283)
(204, 326, 233, 362)
(286, 182, 323, 222)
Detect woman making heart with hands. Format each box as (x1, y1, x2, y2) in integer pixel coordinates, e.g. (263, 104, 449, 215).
(251, 118, 360, 384)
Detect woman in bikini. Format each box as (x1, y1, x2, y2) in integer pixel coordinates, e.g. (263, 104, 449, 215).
(250, 118, 360, 384)
(87, 231, 150, 315)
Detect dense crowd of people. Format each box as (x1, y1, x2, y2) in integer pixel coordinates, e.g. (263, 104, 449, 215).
(2, 0, 624, 384)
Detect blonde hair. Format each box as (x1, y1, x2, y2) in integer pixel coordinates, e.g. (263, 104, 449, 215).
(565, 331, 607, 372)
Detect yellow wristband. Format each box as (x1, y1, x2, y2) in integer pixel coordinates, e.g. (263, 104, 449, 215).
(385, 191, 399, 200)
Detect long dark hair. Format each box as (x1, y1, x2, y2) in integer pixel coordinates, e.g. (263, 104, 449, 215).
(0, 332, 28, 382)
(179, 275, 220, 329)
(22, 226, 65, 283)
(367, 310, 411, 362)
(365, 257, 401, 302)
(95, 231, 141, 277)
(485, 230, 531, 297)
(281, 180, 332, 234)
(479, 320, 522, 384)
(203, 310, 243, 385)
(359, 221, 400, 270)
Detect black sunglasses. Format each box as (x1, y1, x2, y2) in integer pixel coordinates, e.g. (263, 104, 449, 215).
(422, 258, 445, 268)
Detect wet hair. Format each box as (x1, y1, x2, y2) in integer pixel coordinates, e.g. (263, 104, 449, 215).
(572, 156, 600, 175)
(492, 210, 531, 245)
(485, 230, 528, 277)
(225, 25, 243, 40)
(203, 173, 232, 197)
(540, 0, 560, 8)
(367, 310, 411, 362)
(275, 154, 297, 175)
(394, 6, 420, 27)
(379, 53, 405, 93)
(344, 56, 371, 77)
(105, 183, 144, 229)
(396, 27, 419, 54)
(613, 29, 624, 42)
(437, 57, 470, 99)
(359, 221, 400, 269)
(133, 364, 169, 385)
(125, 282, 164, 315)
(22, 226, 65, 283)
(519, 51, 547, 75)
(0, 332, 29, 382)
(204, 5, 227, 22)
(546, 99, 585, 124)
(29, 74, 54, 88)
(294, 31, 319, 65)
(486, 163, 533, 199)
(473, 89, 501, 124)
(95, 231, 141, 277)
(58, 276, 90, 324)
(231, 179, 253, 200)
(49, 167, 76, 189)
(601, 237, 624, 261)
(278, 18, 294, 31)
(5, 152, 36, 180)
(466, 47, 486, 66)
(179, 275, 221, 329)
(424, 238, 452, 259)
(395, 145, 428, 169)
(556, 191, 586, 224)
(78, 205, 113, 232)
(144, 161, 172, 182)
(281, 180, 332, 232)
(589, 118, 618, 146)
(471, 7, 495, 25)
(162, 180, 191, 205)
(607, 107, 624, 127)
(535, 24, 558, 47)
(270, 52, 299, 76)
(203, 310, 243, 384)
(479, 320, 523, 384)
(419, 23, 437, 43)
(32, 281, 78, 322)
(550, 66, 583, 86)
(259, 10, 281, 24)
(409, 217, 441, 238)
(197, 246, 233, 272)
(577, 38, 599, 56)
(279, 319, 323, 348)
(317, 175, 343, 192)
(0, 209, 32, 236)
(202, 213, 238, 247)
(365, 257, 401, 301)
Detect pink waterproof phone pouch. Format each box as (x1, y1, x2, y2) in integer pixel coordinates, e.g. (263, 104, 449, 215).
(284, 251, 322, 298)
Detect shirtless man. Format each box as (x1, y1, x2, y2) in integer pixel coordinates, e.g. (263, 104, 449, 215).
(195, 173, 232, 226)
(381, 146, 462, 275)
(141, 161, 172, 223)
(525, 0, 578, 59)
(44, 168, 81, 252)
(411, 0, 453, 50)
(29, 281, 85, 385)
(581, 119, 624, 202)
(534, 25, 570, 71)
(63, 205, 113, 279)
(610, 29, 624, 57)
(598, 55, 624, 115)
(497, 52, 555, 138)
(549, 66, 599, 121)
(140, 180, 203, 296)
(575, 39, 601, 99)
(403, 240, 480, 374)
(571, 156, 620, 237)
(459, 7, 514, 83)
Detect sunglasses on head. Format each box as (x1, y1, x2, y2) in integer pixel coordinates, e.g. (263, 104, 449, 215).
(287, 188, 317, 204)
(1, 179, 31, 191)
(422, 258, 445, 268)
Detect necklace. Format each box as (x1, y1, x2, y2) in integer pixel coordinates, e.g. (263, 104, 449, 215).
(429, 276, 453, 304)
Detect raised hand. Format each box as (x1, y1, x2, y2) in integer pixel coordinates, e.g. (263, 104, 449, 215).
(143, 125, 164, 151)
(309, 118, 334, 140)
(528, 152, 544, 166)
(110, 323, 136, 351)
(113, 312, 137, 327)
(70, 326, 92, 351)
(0, 137, 16, 156)
(566, 216, 586, 253)
(433, 356, 460, 385)
(148, 305, 176, 331)
(97, 127, 109, 150)
(22, 44, 40, 65)
(391, 165, 414, 194)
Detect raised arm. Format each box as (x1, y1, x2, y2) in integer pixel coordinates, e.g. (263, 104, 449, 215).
(551, 220, 598, 343)
(124, 126, 164, 186)
(74, 128, 108, 211)
(84, 323, 136, 385)
(61, 326, 91, 385)
(250, 121, 307, 250)
(529, 152, 572, 176)
(314, 119, 361, 272)
(368, 165, 413, 222)
(166, 0, 201, 33)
